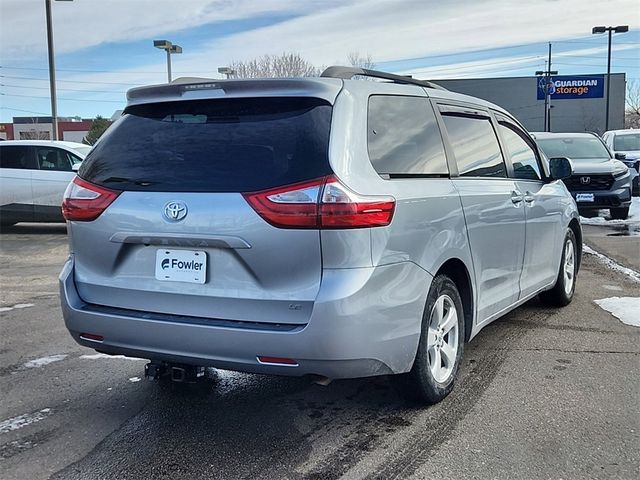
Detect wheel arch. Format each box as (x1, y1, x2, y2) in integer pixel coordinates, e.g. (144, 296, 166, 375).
(568, 218, 582, 272)
(435, 258, 474, 342)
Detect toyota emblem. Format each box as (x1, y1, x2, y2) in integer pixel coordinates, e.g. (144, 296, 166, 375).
(580, 176, 591, 185)
(163, 201, 188, 222)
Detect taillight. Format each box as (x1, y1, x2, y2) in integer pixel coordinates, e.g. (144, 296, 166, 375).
(62, 177, 120, 221)
(243, 175, 395, 229)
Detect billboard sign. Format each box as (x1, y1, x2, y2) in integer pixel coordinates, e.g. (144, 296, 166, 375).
(537, 75, 605, 100)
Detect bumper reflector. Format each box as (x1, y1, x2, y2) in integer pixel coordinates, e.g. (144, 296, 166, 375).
(257, 356, 298, 366)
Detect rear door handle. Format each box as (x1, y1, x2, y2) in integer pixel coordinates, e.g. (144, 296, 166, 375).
(511, 191, 524, 205)
(524, 192, 535, 204)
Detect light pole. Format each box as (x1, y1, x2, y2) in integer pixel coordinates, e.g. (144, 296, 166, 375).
(153, 40, 183, 82)
(45, 0, 73, 141)
(218, 67, 236, 79)
(592, 25, 629, 131)
(536, 64, 557, 132)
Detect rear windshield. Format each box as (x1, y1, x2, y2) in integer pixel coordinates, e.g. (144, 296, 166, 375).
(79, 97, 332, 192)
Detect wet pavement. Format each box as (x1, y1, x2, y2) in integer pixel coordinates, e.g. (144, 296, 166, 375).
(1, 223, 639, 480)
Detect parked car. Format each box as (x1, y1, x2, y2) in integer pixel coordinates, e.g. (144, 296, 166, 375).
(60, 67, 581, 404)
(602, 129, 640, 196)
(532, 132, 633, 219)
(0, 140, 90, 226)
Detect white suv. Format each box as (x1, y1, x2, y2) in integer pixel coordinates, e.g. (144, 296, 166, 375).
(602, 129, 640, 196)
(0, 140, 91, 226)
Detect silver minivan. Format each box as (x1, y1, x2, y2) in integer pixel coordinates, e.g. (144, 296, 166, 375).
(60, 67, 581, 403)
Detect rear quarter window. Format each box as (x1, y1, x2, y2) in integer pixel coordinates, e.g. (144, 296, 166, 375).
(79, 97, 332, 192)
(367, 95, 448, 177)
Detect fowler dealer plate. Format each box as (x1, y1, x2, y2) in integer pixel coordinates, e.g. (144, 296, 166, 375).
(155, 249, 207, 284)
(575, 193, 595, 203)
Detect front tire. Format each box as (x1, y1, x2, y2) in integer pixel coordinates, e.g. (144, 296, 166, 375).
(539, 228, 577, 307)
(393, 275, 464, 404)
(610, 207, 629, 220)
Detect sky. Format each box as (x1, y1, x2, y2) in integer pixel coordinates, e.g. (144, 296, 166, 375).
(0, 0, 638, 122)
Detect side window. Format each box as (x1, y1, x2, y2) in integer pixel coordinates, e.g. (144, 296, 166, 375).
(36, 147, 74, 172)
(441, 113, 506, 177)
(498, 123, 542, 181)
(367, 95, 448, 177)
(0, 146, 37, 169)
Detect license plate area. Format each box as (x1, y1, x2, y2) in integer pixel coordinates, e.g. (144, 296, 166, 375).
(155, 249, 207, 284)
(576, 193, 595, 203)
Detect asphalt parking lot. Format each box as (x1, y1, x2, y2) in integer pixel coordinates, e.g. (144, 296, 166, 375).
(1, 222, 639, 480)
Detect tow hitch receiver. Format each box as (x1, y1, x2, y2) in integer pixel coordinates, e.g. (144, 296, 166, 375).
(145, 362, 205, 383)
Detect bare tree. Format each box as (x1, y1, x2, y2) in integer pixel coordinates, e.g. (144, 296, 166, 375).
(347, 52, 375, 70)
(229, 52, 320, 78)
(625, 79, 640, 128)
(19, 118, 51, 140)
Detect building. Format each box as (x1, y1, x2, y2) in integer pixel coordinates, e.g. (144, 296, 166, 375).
(435, 73, 626, 134)
(0, 117, 95, 142)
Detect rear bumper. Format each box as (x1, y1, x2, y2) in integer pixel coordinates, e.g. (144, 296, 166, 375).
(59, 257, 431, 379)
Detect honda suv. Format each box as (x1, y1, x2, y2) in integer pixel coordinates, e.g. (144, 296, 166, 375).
(60, 67, 581, 404)
(533, 132, 633, 219)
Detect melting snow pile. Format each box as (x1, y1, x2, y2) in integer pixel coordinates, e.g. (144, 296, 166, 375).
(594, 297, 640, 327)
(580, 197, 640, 226)
(23, 354, 68, 368)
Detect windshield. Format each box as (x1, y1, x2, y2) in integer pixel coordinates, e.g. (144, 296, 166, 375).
(536, 137, 611, 160)
(79, 97, 332, 192)
(71, 145, 92, 158)
(613, 133, 640, 151)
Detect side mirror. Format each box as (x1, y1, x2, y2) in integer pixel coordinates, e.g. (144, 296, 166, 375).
(72, 163, 81, 172)
(614, 152, 626, 160)
(549, 157, 573, 180)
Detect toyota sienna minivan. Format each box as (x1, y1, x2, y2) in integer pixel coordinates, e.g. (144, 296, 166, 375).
(60, 67, 581, 404)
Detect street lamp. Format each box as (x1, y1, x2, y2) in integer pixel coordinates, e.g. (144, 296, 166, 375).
(592, 25, 629, 131)
(218, 67, 236, 79)
(45, 0, 73, 141)
(154, 40, 183, 83)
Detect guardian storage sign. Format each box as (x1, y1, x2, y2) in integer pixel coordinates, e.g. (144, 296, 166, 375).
(537, 75, 605, 100)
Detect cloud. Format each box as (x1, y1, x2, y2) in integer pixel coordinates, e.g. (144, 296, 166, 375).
(0, 0, 322, 62)
(201, 0, 640, 65)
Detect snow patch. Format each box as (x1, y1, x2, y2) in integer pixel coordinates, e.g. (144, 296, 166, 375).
(583, 244, 640, 283)
(23, 354, 68, 368)
(594, 297, 640, 327)
(580, 197, 640, 226)
(0, 303, 35, 313)
(0, 408, 52, 434)
(80, 353, 144, 361)
(128, 377, 141, 383)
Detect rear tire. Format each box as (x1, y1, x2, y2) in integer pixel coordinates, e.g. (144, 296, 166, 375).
(539, 228, 577, 307)
(610, 207, 629, 220)
(392, 274, 464, 405)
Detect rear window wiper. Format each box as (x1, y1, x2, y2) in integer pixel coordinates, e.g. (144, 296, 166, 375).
(102, 177, 157, 187)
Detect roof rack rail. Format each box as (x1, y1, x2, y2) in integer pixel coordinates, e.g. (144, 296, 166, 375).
(321, 66, 446, 91)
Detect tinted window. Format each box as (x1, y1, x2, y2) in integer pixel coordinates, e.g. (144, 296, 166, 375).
(80, 97, 332, 192)
(0, 146, 37, 169)
(367, 96, 448, 176)
(442, 114, 506, 177)
(536, 136, 611, 160)
(36, 147, 76, 171)
(498, 123, 542, 180)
